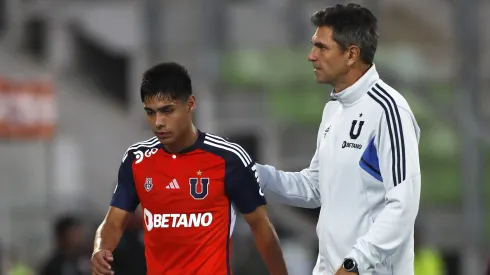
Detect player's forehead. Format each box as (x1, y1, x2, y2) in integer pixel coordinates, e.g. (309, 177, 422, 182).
(143, 96, 180, 109)
(311, 26, 334, 45)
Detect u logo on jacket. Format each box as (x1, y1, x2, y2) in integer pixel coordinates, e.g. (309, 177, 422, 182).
(349, 120, 364, 139)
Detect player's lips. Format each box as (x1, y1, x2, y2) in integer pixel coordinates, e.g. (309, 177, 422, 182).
(155, 132, 171, 138)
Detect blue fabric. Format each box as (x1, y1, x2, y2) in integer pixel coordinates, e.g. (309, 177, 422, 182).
(359, 138, 383, 182)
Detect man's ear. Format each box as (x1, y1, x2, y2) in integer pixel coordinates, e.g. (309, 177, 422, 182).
(187, 95, 196, 112)
(346, 45, 361, 66)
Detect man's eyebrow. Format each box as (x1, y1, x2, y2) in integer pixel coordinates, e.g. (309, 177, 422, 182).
(312, 41, 327, 48)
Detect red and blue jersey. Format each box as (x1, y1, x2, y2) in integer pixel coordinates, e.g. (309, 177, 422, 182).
(110, 131, 266, 275)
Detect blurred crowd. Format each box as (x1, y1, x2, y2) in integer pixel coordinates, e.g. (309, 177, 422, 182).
(0, 211, 478, 275)
(1, 213, 147, 275)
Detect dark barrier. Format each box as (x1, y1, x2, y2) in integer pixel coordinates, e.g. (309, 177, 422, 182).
(0, 0, 5, 36)
(22, 17, 46, 60)
(71, 24, 129, 107)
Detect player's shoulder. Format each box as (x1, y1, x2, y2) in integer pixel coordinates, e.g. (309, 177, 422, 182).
(366, 80, 414, 115)
(121, 136, 160, 163)
(201, 132, 254, 168)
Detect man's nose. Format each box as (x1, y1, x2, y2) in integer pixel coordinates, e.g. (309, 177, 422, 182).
(307, 48, 317, 62)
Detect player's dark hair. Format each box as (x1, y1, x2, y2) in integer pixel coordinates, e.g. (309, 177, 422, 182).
(53, 215, 81, 241)
(140, 62, 193, 102)
(311, 3, 378, 65)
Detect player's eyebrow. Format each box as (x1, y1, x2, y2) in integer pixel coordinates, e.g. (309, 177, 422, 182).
(163, 104, 176, 109)
(145, 105, 175, 112)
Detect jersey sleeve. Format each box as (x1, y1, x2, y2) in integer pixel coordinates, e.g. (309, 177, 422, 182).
(346, 107, 421, 273)
(110, 152, 140, 212)
(225, 158, 267, 215)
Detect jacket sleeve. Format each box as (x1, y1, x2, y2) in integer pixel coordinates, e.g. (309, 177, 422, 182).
(256, 149, 321, 208)
(346, 107, 421, 273)
(255, 103, 333, 209)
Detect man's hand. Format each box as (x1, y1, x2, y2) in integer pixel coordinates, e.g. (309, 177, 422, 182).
(92, 207, 132, 275)
(91, 249, 114, 275)
(334, 267, 357, 275)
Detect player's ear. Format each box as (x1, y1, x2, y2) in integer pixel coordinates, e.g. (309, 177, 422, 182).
(346, 45, 360, 66)
(187, 95, 196, 112)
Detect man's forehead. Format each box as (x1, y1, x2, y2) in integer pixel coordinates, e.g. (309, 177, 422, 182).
(311, 27, 333, 42)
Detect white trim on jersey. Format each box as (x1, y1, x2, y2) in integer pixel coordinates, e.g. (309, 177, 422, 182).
(203, 135, 252, 167)
(122, 137, 159, 162)
(251, 164, 260, 184)
(229, 204, 236, 238)
(205, 133, 253, 164)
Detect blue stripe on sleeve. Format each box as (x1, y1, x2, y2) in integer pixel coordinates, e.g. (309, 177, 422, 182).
(359, 137, 383, 182)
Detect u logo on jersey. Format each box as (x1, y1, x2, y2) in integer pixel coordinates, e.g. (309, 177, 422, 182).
(349, 120, 365, 140)
(189, 178, 210, 200)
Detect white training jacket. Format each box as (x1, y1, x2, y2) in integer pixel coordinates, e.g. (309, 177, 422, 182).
(257, 65, 421, 275)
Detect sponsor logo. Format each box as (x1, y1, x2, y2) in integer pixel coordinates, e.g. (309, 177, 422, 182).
(143, 208, 213, 231)
(342, 141, 363, 149)
(134, 148, 159, 164)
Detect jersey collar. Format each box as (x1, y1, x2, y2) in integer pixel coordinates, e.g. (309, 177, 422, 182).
(331, 64, 380, 106)
(159, 129, 205, 155)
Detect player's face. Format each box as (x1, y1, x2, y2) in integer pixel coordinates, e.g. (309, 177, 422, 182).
(143, 95, 195, 145)
(307, 27, 350, 84)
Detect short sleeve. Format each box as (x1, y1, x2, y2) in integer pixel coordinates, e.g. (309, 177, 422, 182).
(225, 160, 267, 214)
(110, 153, 140, 212)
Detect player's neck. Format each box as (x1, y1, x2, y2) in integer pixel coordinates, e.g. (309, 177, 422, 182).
(333, 64, 371, 93)
(165, 125, 198, 153)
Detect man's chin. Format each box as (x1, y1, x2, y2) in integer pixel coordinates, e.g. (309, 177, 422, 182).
(314, 72, 333, 84)
(314, 76, 329, 84)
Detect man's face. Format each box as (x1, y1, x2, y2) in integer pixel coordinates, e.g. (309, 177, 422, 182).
(143, 95, 195, 145)
(65, 226, 84, 250)
(307, 26, 350, 84)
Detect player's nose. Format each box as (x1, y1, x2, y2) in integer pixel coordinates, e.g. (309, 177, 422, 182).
(155, 113, 166, 128)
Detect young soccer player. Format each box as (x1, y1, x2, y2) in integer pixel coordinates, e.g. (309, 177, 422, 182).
(91, 62, 288, 275)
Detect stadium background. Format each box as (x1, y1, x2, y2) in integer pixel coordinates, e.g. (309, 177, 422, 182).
(0, 0, 488, 274)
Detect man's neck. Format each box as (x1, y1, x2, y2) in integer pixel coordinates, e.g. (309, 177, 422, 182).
(165, 125, 198, 153)
(333, 64, 371, 93)
(58, 245, 78, 259)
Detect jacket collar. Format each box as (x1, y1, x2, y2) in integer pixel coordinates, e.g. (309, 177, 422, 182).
(331, 64, 380, 106)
